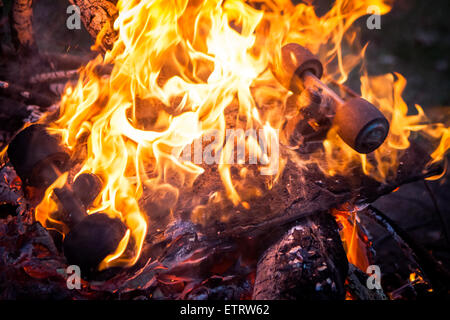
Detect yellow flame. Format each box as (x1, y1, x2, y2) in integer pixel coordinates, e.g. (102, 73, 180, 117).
(33, 0, 448, 270)
(333, 207, 370, 272)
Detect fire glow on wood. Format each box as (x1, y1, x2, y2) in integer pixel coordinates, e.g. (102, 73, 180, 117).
(0, 0, 449, 301)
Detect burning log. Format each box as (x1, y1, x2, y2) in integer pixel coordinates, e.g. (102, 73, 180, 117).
(6, 124, 127, 273)
(7, 124, 69, 188)
(252, 212, 348, 300)
(69, 0, 118, 50)
(71, 173, 103, 208)
(63, 213, 127, 274)
(9, 0, 37, 55)
(196, 137, 443, 243)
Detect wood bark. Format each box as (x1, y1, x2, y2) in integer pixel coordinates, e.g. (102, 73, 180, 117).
(10, 0, 37, 55)
(252, 212, 348, 300)
(69, 0, 118, 50)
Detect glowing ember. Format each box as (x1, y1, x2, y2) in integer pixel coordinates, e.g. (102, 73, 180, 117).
(31, 0, 449, 271)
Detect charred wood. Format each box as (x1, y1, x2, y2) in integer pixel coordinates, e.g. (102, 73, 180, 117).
(252, 212, 348, 300)
(9, 0, 37, 55)
(69, 0, 118, 50)
(363, 205, 450, 297)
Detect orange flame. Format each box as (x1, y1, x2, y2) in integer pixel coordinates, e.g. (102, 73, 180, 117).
(332, 207, 370, 271)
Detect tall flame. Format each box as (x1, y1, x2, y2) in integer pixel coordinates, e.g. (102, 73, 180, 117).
(34, 0, 448, 270)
